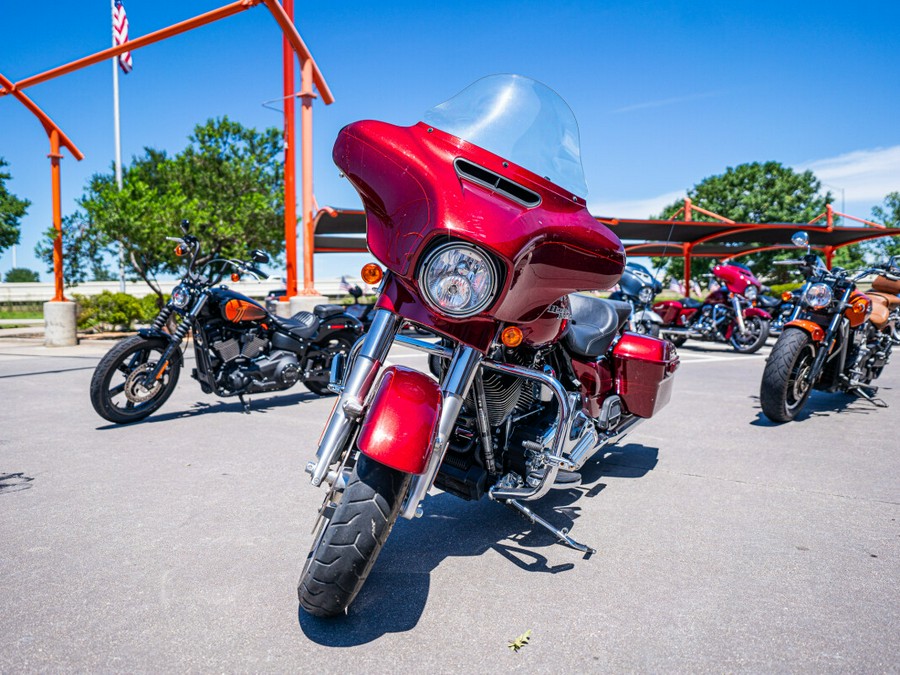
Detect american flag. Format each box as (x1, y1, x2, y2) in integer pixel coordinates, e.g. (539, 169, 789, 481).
(113, 0, 133, 74)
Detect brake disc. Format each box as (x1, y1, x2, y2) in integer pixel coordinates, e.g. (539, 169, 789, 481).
(124, 362, 163, 403)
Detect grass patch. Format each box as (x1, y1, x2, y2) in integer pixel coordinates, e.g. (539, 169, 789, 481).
(0, 310, 43, 320)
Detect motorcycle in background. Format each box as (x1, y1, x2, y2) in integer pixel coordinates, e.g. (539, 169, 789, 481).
(760, 231, 900, 423)
(608, 261, 664, 336)
(89, 222, 363, 424)
(654, 261, 772, 353)
(297, 75, 679, 617)
(756, 288, 799, 336)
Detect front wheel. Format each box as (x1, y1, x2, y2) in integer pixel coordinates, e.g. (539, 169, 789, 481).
(730, 316, 770, 354)
(298, 454, 411, 617)
(635, 320, 660, 338)
(89, 335, 181, 424)
(759, 327, 817, 423)
(303, 331, 356, 396)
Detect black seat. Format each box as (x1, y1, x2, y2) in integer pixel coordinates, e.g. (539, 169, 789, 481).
(682, 297, 702, 309)
(272, 311, 318, 340)
(314, 304, 345, 320)
(757, 295, 781, 309)
(563, 294, 632, 359)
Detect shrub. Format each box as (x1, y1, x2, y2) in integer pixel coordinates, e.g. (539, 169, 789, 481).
(74, 291, 144, 331)
(768, 282, 804, 297)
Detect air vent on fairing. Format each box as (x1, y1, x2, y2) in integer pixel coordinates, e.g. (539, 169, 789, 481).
(454, 158, 541, 207)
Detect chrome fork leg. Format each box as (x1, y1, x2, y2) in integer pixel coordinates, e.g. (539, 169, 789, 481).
(308, 309, 400, 487)
(732, 296, 748, 335)
(400, 344, 483, 520)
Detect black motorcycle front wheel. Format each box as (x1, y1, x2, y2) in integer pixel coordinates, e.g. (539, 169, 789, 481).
(759, 327, 816, 423)
(303, 331, 356, 396)
(730, 316, 770, 354)
(298, 454, 411, 617)
(90, 335, 181, 424)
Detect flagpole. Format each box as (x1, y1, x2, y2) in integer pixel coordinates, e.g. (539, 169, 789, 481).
(111, 0, 126, 292)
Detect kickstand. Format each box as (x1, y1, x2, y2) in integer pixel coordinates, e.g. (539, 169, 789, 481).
(238, 394, 251, 414)
(505, 499, 595, 556)
(850, 386, 888, 408)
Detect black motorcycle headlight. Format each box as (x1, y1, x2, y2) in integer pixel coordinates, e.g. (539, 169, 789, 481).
(638, 287, 654, 304)
(171, 284, 191, 309)
(419, 242, 498, 317)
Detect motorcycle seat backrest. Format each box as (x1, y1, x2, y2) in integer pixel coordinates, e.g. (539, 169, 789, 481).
(563, 294, 632, 359)
(872, 275, 900, 295)
(866, 291, 900, 310)
(867, 293, 893, 330)
(314, 304, 346, 320)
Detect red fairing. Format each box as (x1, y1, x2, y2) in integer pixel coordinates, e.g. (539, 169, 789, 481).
(357, 366, 442, 474)
(713, 263, 762, 296)
(334, 121, 625, 334)
(612, 333, 679, 418)
(743, 307, 772, 320)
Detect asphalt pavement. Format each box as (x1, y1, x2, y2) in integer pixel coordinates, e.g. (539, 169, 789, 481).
(1, 335, 898, 672)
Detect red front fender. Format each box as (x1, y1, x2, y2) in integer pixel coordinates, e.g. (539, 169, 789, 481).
(357, 366, 442, 475)
(743, 306, 772, 320)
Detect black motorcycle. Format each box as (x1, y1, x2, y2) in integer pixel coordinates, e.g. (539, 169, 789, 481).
(89, 222, 363, 424)
(608, 261, 664, 336)
(756, 289, 798, 336)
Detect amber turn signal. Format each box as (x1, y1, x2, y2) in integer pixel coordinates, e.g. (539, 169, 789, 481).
(501, 326, 524, 348)
(781, 291, 793, 302)
(361, 263, 384, 285)
(231, 273, 241, 282)
(174, 245, 185, 256)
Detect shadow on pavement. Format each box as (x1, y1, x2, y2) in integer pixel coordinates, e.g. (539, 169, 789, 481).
(749, 390, 877, 427)
(94, 390, 323, 429)
(297, 443, 657, 646)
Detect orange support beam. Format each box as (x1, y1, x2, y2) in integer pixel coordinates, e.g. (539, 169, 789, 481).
(49, 130, 65, 301)
(683, 242, 693, 298)
(280, 0, 298, 300)
(300, 58, 317, 295)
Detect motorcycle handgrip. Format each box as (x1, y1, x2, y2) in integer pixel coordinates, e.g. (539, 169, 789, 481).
(773, 260, 802, 265)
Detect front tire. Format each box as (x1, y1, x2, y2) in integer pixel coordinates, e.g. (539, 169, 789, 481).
(89, 335, 181, 424)
(298, 454, 411, 617)
(760, 327, 817, 423)
(730, 316, 770, 354)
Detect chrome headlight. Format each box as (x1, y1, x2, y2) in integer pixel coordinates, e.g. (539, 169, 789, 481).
(638, 287, 654, 304)
(419, 243, 498, 317)
(804, 283, 833, 309)
(171, 284, 192, 309)
(743, 286, 758, 301)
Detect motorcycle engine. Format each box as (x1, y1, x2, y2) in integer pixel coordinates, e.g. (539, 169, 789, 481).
(205, 323, 301, 394)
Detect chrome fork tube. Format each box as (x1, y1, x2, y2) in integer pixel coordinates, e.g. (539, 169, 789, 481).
(309, 309, 400, 487)
(732, 295, 748, 334)
(400, 344, 483, 520)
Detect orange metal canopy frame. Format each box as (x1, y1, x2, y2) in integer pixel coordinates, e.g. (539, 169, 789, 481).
(312, 198, 900, 292)
(0, 0, 331, 300)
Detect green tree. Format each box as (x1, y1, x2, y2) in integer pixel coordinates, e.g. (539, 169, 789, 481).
(42, 117, 284, 304)
(651, 161, 832, 286)
(0, 157, 31, 255)
(871, 192, 900, 259)
(35, 213, 112, 286)
(3, 267, 39, 282)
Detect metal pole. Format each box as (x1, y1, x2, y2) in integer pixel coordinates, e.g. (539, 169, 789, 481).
(300, 57, 317, 295)
(281, 0, 298, 299)
(112, 0, 126, 292)
(49, 130, 65, 302)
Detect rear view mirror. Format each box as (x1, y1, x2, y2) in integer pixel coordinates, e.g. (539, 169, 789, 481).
(250, 250, 269, 265)
(791, 231, 809, 248)
(180, 219, 190, 234)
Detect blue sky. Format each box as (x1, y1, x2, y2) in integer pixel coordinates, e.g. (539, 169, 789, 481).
(2, 0, 899, 281)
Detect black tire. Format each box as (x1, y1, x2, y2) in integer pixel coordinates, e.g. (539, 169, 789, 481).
(298, 454, 411, 617)
(760, 327, 816, 423)
(89, 335, 181, 424)
(635, 321, 661, 338)
(667, 334, 688, 347)
(303, 331, 356, 396)
(730, 316, 770, 354)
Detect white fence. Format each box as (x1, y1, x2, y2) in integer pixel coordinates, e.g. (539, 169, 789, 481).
(0, 277, 357, 302)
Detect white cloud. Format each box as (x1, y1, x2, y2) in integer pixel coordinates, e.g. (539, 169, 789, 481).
(589, 190, 685, 219)
(611, 91, 720, 114)
(798, 145, 900, 204)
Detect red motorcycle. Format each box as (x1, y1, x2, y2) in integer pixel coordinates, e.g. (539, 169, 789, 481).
(298, 75, 679, 617)
(654, 262, 772, 353)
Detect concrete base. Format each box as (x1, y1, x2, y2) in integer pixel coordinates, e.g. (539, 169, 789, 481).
(43, 301, 78, 347)
(289, 295, 328, 315)
(273, 300, 293, 318)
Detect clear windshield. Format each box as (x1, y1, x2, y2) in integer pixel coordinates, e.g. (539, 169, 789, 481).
(423, 74, 588, 198)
